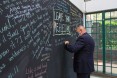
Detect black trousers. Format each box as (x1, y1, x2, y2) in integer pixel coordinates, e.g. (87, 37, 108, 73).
(77, 73, 90, 78)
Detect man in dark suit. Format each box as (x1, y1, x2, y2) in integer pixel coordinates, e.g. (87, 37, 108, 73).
(64, 25, 95, 78)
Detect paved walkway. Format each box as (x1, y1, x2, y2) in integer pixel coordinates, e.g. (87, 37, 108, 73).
(91, 76, 102, 78)
(94, 61, 117, 75)
(91, 73, 117, 78)
(91, 74, 109, 78)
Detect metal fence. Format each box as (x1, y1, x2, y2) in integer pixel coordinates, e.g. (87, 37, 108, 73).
(85, 10, 117, 76)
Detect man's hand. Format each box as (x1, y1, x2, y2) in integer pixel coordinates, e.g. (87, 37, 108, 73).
(64, 41, 69, 45)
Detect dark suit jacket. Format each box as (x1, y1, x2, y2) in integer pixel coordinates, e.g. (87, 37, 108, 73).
(65, 33, 95, 73)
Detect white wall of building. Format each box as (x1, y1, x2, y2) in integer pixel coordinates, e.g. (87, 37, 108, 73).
(70, 0, 117, 13)
(85, 0, 117, 13)
(69, 0, 117, 26)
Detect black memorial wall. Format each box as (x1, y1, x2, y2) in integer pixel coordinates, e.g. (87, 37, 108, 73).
(0, 0, 83, 78)
(63, 1, 83, 78)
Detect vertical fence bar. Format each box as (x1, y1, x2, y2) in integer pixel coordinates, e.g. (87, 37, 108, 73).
(102, 11, 106, 73)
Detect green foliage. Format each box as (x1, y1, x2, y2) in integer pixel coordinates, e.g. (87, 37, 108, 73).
(95, 20, 117, 26)
(105, 20, 117, 26)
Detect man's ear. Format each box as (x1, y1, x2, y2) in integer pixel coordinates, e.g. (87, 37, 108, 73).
(79, 29, 82, 32)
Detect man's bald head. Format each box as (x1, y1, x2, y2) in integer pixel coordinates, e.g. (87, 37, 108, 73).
(76, 25, 87, 36)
